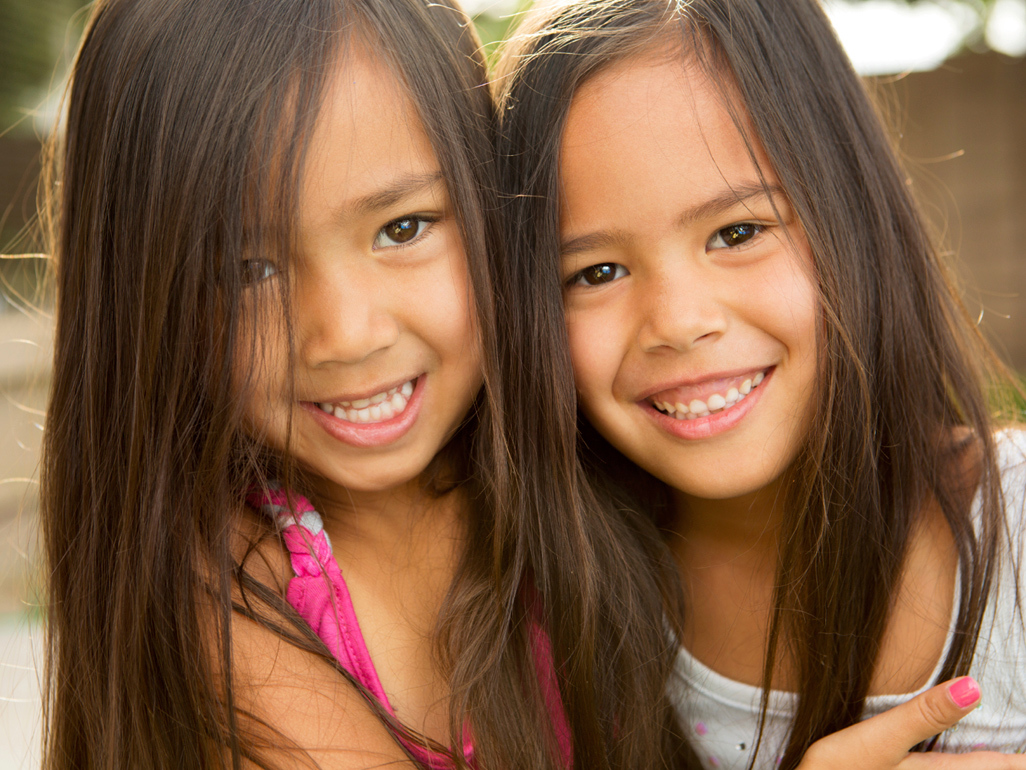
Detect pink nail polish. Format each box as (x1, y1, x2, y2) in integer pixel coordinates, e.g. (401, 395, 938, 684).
(948, 677, 980, 708)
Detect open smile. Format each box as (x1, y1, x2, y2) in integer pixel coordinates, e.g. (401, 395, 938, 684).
(302, 375, 425, 448)
(648, 369, 768, 420)
(640, 367, 773, 440)
(316, 379, 415, 424)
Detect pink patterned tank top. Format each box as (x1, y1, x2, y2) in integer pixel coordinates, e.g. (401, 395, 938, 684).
(247, 484, 571, 769)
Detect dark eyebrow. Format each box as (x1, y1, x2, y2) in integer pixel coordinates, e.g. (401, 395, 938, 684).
(559, 183, 786, 257)
(680, 184, 785, 227)
(337, 171, 445, 220)
(559, 229, 632, 259)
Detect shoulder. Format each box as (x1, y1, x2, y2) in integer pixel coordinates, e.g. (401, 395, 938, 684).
(928, 431, 1026, 748)
(976, 429, 1026, 670)
(946, 427, 1026, 523)
(227, 608, 415, 769)
(202, 506, 415, 769)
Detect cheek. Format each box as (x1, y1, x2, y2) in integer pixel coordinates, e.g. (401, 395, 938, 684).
(782, 267, 820, 361)
(450, 276, 480, 353)
(422, 248, 484, 386)
(747, 236, 820, 364)
(233, 352, 282, 437)
(775, 277, 819, 357)
(443, 259, 480, 348)
(769, 266, 821, 427)
(565, 307, 620, 405)
(777, 233, 820, 352)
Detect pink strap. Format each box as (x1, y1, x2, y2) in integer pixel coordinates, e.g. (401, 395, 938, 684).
(245, 486, 390, 706)
(247, 484, 571, 768)
(531, 622, 574, 764)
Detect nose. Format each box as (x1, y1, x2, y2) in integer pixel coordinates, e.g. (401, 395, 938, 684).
(636, 257, 727, 353)
(295, 262, 400, 366)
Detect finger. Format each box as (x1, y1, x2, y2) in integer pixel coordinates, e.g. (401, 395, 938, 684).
(797, 677, 982, 769)
(874, 677, 983, 755)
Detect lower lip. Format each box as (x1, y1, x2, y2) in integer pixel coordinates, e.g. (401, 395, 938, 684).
(642, 369, 772, 440)
(300, 375, 425, 448)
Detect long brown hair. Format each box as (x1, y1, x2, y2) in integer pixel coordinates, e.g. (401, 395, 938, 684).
(40, 0, 692, 766)
(495, 0, 1025, 766)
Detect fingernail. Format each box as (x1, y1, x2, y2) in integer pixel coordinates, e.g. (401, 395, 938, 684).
(948, 677, 980, 708)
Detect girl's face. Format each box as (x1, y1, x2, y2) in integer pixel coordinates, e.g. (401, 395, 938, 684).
(240, 45, 482, 503)
(558, 52, 819, 507)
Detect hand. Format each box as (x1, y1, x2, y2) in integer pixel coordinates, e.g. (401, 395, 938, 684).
(798, 677, 1026, 768)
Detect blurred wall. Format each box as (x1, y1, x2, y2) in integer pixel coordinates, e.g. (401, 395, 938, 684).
(877, 51, 1026, 369)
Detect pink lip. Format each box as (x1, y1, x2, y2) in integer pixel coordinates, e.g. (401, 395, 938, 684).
(640, 368, 772, 440)
(300, 375, 425, 448)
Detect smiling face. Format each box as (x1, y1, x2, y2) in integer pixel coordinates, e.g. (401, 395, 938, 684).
(559, 51, 819, 508)
(239, 44, 482, 506)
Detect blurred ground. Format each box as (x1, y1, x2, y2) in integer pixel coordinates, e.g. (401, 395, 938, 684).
(0, 311, 48, 614)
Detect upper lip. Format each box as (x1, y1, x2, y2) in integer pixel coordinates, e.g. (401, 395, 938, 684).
(303, 374, 420, 405)
(637, 366, 770, 401)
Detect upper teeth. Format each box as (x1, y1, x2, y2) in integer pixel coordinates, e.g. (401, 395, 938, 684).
(318, 380, 414, 424)
(651, 371, 764, 420)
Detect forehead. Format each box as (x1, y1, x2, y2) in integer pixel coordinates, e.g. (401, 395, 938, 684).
(559, 49, 776, 227)
(299, 42, 440, 223)
(563, 49, 760, 170)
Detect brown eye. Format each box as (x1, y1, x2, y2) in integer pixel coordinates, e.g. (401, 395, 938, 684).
(571, 263, 628, 287)
(384, 218, 418, 243)
(708, 223, 761, 250)
(374, 216, 432, 248)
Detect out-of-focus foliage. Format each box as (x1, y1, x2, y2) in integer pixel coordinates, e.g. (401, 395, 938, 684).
(474, 0, 1016, 61)
(0, 0, 80, 135)
(473, 0, 530, 62)
(475, 12, 514, 58)
(0, 1, 520, 131)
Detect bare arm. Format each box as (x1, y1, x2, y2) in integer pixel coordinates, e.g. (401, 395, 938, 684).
(214, 517, 418, 770)
(229, 608, 417, 770)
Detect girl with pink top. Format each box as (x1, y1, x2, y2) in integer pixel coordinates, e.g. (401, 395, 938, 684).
(38, 0, 688, 767)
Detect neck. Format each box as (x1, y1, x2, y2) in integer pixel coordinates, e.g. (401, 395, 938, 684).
(316, 477, 468, 645)
(303, 478, 469, 741)
(669, 480, 785, 567)
(666, 481, 790, 687)
(314, 478, 466, 562)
